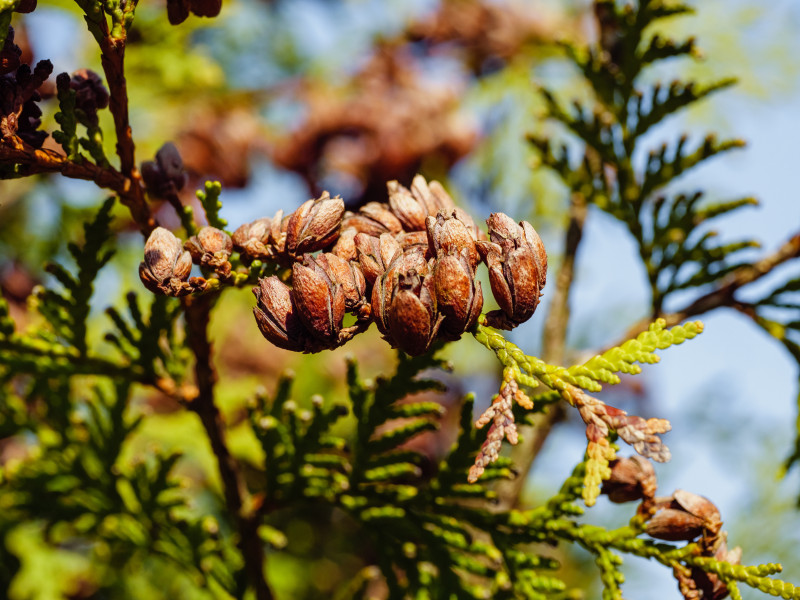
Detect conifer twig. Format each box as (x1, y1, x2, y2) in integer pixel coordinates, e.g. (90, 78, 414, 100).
(0, 140, 127, 190)
(621, 230, 800, 341)
(89, 12, 269, 595)
(183, 294, 273, 600)
(94, 14, 154, 233)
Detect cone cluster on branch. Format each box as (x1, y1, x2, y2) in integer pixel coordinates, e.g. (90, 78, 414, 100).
(601, 456, 741, 600)
(139, 175, 548, 355)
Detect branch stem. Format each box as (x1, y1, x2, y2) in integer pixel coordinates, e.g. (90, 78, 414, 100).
(96, 24, 154, 233)
(620, 230, 800, 341)
(183, 294, 273, 600)
(0, 141, 127, 190)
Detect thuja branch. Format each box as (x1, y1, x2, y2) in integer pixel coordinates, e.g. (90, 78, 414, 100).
(471, 318, 703, 504)
(622, 230, 800, 340)
(183, 293, 273, 600)
(75, 0, 153, 232)
(0, 141, 127, 189)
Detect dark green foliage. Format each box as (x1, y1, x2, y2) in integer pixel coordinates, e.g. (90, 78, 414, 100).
(0, 198, 120, 375)
(53, 73, 81, 160)
(532, 0, 758, 315)
(105, 292, 188, 383)
(0, 380, 236, 596)
(39, 196, 115, 356)
(243, 357, 585, 598)
(534, 0, 800, 506)
(755, 272, 800, 481)
(52, 70, 110, 167)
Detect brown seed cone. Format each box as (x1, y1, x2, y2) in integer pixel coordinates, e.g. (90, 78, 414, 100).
(645, 490, 721, 542)
(432, 249, 483, 339)
(141, 142, 188, 197)
(355, 232, 402, 285)
(139, 227, 193, 295)
(167, 0, 190, 24)
(331, 227, 358, 261)
(14, 0, 37, 12)
(190, 0, 222, 18)
(387, 270, 442, 356)
(185, 226, 233, 276)
(385, 175, 459, 232)
(601, 456, 657, 504)
(285, 192, 345, 256)
(476, 212, 548, 327)
(252, 276, 319, 352)
(396, 230, 431, 257)
(521, 220, 547, 289)
(232, 211, 285, 262)
(359, 201, 404, 234)
(292, 259, 346, 343)
(426, 208, 479, 268)
(340, 213, 390, 237)
(411, 175, 456, 215)
(310, 253, 367, 313)
(387, 179, 428, 231)
(69, 69, 109, 126)
(481, 240, 540, 323)
(371, 249, 430, 335)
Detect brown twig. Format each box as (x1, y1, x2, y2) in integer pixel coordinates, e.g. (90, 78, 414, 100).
(183, 294, 273, 600)
(96, 22, 154, 234)
(0, 139, 127, 190)
(620, 230, 800, 342)
(493, 191, 588, 510)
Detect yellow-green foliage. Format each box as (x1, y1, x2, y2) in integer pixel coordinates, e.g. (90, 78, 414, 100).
(570, 319, 704, 390)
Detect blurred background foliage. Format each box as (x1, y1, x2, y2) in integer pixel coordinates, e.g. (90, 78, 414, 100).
(2, 0, 800, 598)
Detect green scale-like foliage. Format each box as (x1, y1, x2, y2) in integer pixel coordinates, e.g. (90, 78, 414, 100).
(105, 292, 188, 384)
(4, 164, 788, 600)
(531, 0, 800, 504)
(197, 180, 228, 231)
(758, 272, 800, 481)
(0, 197, 116, 371)
(0, 381, 238, 596)
(474, 318, 702, 505)
(53, 73, 110, 168)
(0, 197, 186, 389)
(247, 356, 551, 599)
(531, 0, 759, 315)
(475, 318, 702, 397)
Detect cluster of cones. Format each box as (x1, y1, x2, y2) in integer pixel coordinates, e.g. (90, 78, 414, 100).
(139, 175, 548, 355)
(602, 456, 742, 600)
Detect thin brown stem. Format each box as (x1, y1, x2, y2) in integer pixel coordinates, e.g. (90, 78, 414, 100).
(493, 191, 588, 510)
(620, 230, 800, 342)
(0, 140, 127, 190)
(183, 294, 273, 600)
(97, 24, 154, 234)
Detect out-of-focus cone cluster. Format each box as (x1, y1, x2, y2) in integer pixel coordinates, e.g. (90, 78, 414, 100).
(139, 175, 548, 355)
